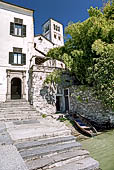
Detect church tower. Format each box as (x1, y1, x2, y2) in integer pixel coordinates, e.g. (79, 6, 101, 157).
(42, 18, 64, 47)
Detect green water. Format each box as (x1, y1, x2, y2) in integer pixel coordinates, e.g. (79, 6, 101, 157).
(81, 130, 114, 170)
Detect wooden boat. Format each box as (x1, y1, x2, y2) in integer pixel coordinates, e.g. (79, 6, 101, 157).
(71, 113, 97, 137)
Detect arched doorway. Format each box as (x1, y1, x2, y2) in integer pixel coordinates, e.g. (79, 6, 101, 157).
(11, 78, 21, 99)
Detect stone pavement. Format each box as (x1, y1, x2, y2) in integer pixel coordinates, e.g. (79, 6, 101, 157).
(0, 100, 99, 170)
(0, 145, 28, 170)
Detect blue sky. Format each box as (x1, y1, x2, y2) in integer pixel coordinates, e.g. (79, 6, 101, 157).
(4, 0, 104, 35)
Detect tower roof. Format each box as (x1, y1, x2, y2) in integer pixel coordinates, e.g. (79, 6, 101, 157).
(42, 18, 63, 26)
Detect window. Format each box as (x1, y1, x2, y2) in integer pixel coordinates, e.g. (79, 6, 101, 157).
(10, 18, 26, 37)
(13, 53, 22, 64)
(14, 24, 22, 36)
(58, 36, 61, 40)
(35, 58, 44, 65)
(58, 26, 60, 32)
(64, 89, 69, 96)
(34, 43, 36, 48)
(54, 34, 56, 38)
(53, 24, 60, 32)
(9, 48, 26, 65)
(53, 24, 56, 30)
(44, 24, 49, 33)
(56, 25, 58, 31)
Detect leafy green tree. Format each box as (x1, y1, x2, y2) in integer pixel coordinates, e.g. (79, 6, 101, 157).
(47, 0, 114, 109)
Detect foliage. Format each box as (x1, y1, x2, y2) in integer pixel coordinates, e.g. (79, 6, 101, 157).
(76, 95, 83, 102)
(42, 114, 47, 118)
(103, 0, 114, 19)
(88, 40, 114, 109)
(47, 0, 114, 109)
(57, 116, 67, 122)
(43, 70, 62, 89)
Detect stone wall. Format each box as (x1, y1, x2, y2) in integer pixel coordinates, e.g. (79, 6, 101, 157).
(29, 60, 65, 115)
(29, 65, 56, 115)
(69, 85, 114, 129)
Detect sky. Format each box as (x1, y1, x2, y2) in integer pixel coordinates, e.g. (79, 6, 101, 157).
(4, 0, 104, 35)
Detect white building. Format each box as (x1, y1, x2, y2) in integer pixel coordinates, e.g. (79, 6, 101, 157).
(0, 1, 34, 101)
(0, 0, 66, 112)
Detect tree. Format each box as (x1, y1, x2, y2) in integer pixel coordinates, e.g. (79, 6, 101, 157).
(47, 0, 114, 109)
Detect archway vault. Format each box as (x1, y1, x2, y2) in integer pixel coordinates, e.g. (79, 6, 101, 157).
(11, 77, 21, 99)
(6, 70, 26, 100)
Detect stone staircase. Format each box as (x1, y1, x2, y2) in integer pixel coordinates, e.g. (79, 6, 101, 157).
(14, 134, 99, 170)
(0, 99, 41, 121)
(0, 100, 99, 170)
(8, 117, 99, 170)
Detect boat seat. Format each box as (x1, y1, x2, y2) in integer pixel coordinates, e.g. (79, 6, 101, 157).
(81, 126, 90, 129)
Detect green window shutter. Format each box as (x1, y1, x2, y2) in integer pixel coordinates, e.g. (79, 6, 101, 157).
(22, 25, 26, 37)
(10, 22, 14, 35)
(22, 53, 26, 65)
(9, 52, 14, 64)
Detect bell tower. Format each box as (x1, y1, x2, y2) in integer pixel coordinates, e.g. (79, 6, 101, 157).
(42, 18, 64, 47)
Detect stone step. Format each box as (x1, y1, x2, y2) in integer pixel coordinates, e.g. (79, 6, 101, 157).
(0, 101, 30, 106)
(20, 141, 81, 160)
(26, 149, 89, 170)
(0, 108, 35, 111)
(4, 102, 30, 105)
(0, 111, 38, 115)
(15, 135, 76, 151)
(13, 119, 41, 125)
(0, 99, 40, 121)
(4, 99, 29, 103)
(0, 102, 31, 105)
(0, 106, 34, 109)
(0, 110, 38, 114)
(8, 126, 71, 142)
(49, 157, 99, 170)
(0, 116, 41, 121)
(0, 111, 36, 114)
(0, 116, 40, 120)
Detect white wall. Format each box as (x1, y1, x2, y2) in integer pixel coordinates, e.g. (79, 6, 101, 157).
(0, 1, 34, 101)
(50, 19, 64, 47)
(42, 19, 64, 47)
(34, 35, 54, 55)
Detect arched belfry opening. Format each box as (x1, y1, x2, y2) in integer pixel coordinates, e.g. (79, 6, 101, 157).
(11, 78, 21, 99)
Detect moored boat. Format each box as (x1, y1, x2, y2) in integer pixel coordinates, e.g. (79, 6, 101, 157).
(71, 113, 97, 137)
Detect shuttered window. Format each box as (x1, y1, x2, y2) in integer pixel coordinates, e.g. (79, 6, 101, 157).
(10, 18, 26, 37)
(22, 25, 26, 37)
(21, 53, 26, 65)
(10, 23, 14, 35)
(9, 52, 26, 65)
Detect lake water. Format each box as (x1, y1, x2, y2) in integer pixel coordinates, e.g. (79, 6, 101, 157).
(81, 130, 114, 170)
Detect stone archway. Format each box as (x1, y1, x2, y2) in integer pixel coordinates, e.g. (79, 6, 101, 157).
(11, 78, 21, 99)
(6, 70, 26, 100)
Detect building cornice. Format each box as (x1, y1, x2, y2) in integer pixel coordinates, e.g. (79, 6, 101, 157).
(0, 0, 34, 12)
